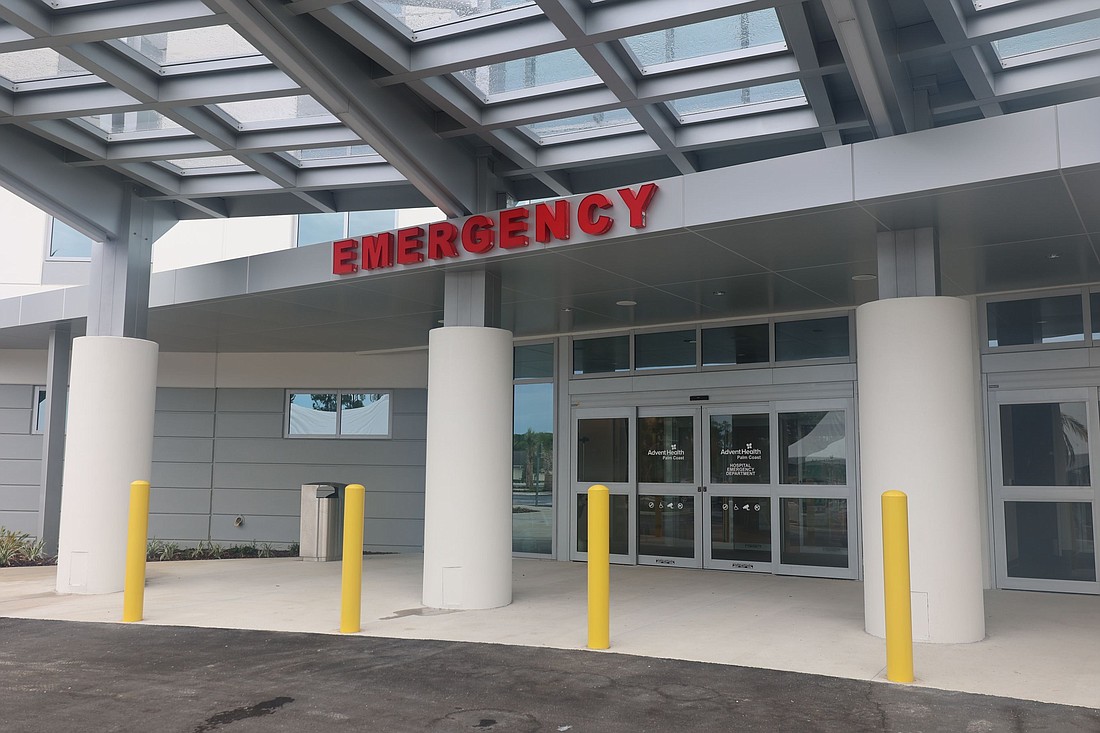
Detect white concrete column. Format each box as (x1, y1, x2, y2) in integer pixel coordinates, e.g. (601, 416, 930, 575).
(55, 336, 158, 594)
(422, 326, 512, 609)
(857, 296, 985, 643)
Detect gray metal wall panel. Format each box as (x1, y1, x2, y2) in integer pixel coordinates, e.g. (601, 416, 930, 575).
(212, 463, 426, 492)
(149, 513, 209, 542)
(363, 518, 423, 547)
(211, 514, 298, 544)
(156, 388, 216, 413)
(213, 438, 425, 466)
(0, 434, 42, 459)
(2, 484, 41, 511)
(0, 510, 37, 534)
(0, 385, 32, 409)
(150, 487, 212, 515)
(392, 388, 428, 413)
(0, 408, 32, 433)
(211, 488, 301, 516)
(152, 461, 214, 489)
(391, 413, 428, 441)
(0, 459, 42, 485)
(154, 412, 215, 438)
(364, 491, 424, 520)
(215, 412, 284, 439)
(153, 437, 215, 464)
(214, 388, 284, 413)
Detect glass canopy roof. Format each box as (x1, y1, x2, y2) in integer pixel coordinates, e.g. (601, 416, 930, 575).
(0, 0, 1094, 222)
(992, 18, 1100, 67)
(379, 0, 535, 32)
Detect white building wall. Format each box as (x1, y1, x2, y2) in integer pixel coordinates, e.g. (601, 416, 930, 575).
(0, 188, 49, 293)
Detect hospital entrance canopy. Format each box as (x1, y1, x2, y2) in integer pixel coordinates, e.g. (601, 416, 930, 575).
(0, 0, 1097, 351)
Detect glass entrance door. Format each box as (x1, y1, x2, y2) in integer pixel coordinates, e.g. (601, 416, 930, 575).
(705, 408, 773, 571)
(570, 399, 858, 579)
(572, 407, 634, 564)
(637, 408, 702, 567)
(989, 388, 1098, 593)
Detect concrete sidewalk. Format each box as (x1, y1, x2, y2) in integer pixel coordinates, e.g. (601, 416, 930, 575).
(2, 554, 1098, 711)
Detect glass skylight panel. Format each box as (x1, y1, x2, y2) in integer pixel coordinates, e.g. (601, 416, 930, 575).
(290, 146, 379, 161)
(0, 49, 90, 83)
(120, 26, 261, 67)
(379, 0, 534, 32)
(460, 49, 596, 97)
(82, 111, 183, 135)
(669, 81, 806, 121)
(525, 109, 638, 143)
(992, 18, 1100, 66)
(624, 10, 784, 68)
(217, 96, 333, 124)
(167, 156, 244, 170)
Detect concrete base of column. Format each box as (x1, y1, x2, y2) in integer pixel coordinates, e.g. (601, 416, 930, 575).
(56, 336, 158, 595)
(857, 296, 985, 643)
(422, 326, 512, 609)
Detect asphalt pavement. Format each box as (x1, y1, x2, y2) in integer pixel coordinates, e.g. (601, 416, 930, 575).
(1, 617, 1096, 732)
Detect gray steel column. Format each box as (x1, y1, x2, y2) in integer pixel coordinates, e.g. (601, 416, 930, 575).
(85, 187, 175, 338)
(443, 270, 502, 328)
(876, 228, 940, 299)
(37, 322, 72, 556)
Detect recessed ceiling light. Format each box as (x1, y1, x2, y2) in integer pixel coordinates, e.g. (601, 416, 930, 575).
(436, 319, 444, 324)
(712, 290, 726, 296)
(616, 300, 637, 307)
(851, 274, 877, 281)
(1048, 253, 1060, 260)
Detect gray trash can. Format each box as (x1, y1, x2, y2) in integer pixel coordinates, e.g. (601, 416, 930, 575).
(299, 482, 347, 561)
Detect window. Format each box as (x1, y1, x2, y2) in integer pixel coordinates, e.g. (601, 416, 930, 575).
(987, 295, 1084, 348)
(296, 210, 398, 247)
(513, 343, 554, 555)
(701, 323, 769, 366)
(774, 316, 850, 361)
(573, 335, 630, 375)
(286, 391, 391, 438)
(634, 330, 696, 370)
(49, 218, 94, 259)
(33, 386, 46, 434)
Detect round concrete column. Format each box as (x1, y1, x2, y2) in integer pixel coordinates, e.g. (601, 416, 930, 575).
(422, 326, 512, 609)
(857, 296, 985, 643)
(56, 336, 158, 595)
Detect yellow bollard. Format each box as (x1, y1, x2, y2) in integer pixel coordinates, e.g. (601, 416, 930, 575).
(340, 483, 366, 633)
(122, 480, 151, 623)
(882, 490, 914, 683)
(587, 484, 610, 649)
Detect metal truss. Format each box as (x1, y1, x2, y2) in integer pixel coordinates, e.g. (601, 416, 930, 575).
(0, 0, 1094, 233)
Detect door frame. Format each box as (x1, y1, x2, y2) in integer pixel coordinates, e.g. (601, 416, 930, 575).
(570, 406, 636, 564)
(987, 387, 1100, 594)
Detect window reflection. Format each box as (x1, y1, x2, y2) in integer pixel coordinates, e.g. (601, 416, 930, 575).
(710, 413, 769, 484)
(513, 382, 553, 554)
(637, 416, 694, 483)
(1000, 403, 1090, 486)
(577, 494, 630, 555)
(1005, 501, 1095, 582)
(779, 411, 846, 485)
(781, 498, 848, 568)
(638, 495, 695, 558)
(577, 418, 629, 483)
(711, 496, 770, 563)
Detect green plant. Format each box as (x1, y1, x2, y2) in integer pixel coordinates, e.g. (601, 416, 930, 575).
(258, 543, 273, 558)
(149, 540, 180, 561)
(0, 528, 49, 566)
(289, 542, 300, 556)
